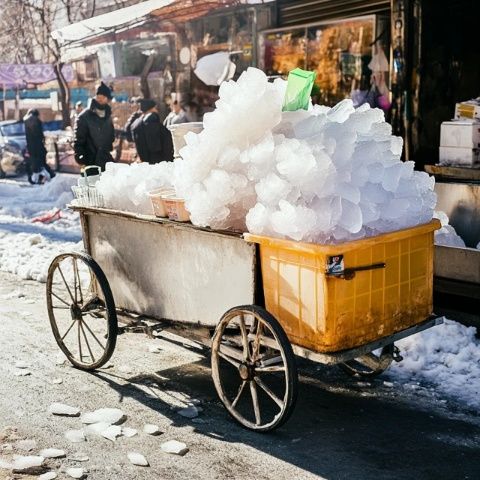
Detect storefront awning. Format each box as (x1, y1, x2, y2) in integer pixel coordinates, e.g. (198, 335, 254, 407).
(150, 0, 275, 22)
(0, 64, 74, 87)
(51, 0, 176, 45)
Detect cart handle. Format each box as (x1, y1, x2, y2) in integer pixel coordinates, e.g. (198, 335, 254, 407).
(326, 262, 386, 280)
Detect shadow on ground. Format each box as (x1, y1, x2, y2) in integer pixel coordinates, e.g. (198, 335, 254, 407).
(86, 343, 480, 480)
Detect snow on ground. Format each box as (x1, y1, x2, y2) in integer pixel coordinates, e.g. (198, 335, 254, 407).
(0, 175, 82, 282)
(391, 319, 480, 409)
(0, 175, 479, 410)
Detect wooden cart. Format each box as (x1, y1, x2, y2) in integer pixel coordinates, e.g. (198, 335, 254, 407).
(46, 206, 442, 432)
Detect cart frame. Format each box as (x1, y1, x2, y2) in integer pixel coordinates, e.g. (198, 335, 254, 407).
(46, 205, 442, 432)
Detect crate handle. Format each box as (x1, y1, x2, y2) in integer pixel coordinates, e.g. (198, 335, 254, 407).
(327, 262, 386, 280)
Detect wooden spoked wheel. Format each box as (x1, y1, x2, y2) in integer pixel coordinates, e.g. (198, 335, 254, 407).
(46, 252, 117, 370)
(211, 305, 298, 432)
(339, 344, 394, 378)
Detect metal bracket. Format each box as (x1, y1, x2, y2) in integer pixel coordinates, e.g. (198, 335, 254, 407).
(326, 262, 386, 280)
(392, 345, 403, 363)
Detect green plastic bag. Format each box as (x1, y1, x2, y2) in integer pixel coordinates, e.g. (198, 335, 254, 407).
(282, 68, 317, 112)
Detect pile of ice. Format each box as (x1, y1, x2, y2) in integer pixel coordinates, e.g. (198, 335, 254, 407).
(96, 162, 174, 215)
(433, 211, 466, 247)
(174, 67, 436, 242)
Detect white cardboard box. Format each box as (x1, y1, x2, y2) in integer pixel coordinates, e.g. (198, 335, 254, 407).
(455, 102, 480, 121)
(440, 121, 480, 148)
(439, 146, 480, 166)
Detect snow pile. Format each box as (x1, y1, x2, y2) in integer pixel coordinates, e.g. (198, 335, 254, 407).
(393, 319, 480, 408)
(0, 175, 76, 219)
(433, 211, 466, 248)
(0, 175, 82, 282)
(174, 67, 436, 242)
(96, 162, 174, 215)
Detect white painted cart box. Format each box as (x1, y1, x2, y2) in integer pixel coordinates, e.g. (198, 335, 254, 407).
(439, 146, 480, 166)
(440, 121, 480, 148)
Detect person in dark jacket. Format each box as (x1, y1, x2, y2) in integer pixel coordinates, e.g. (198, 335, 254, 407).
(124, 97, 142, 143)
(132, 99, 174, 164)
(74, 82, 115, 171)
(23, 109, 55, 184)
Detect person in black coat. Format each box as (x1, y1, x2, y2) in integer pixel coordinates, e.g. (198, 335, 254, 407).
(74, 82, 115, 171)
(23, 109, 55, 184)
(132, 99, 174, 164)
(124, 97, 142, 142)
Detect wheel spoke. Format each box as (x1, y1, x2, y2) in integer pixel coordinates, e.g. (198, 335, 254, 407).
(73, 258, 83, 305)
(61, 320, 76, 341)
(232, 380, 247, 408)
(218, 344, 242, 368)
(77, 321, 83, 360)
(51, 291, 70, 307)
(57, 265, 75, 304)
(256, 355, 285, 372)
(250, 381, 261, 425)
(72, 258, 77, 304)
(81, 319, 106, 350)
(252, 322, 264, 362)
(79, 321, 95, 362)
(238, 315, 249, 361)
(254, 377, 284, 408)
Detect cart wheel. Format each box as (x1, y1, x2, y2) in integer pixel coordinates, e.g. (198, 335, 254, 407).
(339, 344, 394, 378)
(46, 252, 117, 371)
(211, 305, 298, 432)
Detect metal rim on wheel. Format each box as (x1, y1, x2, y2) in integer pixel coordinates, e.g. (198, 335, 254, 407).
(211, 305, 298, 432)
(46, 252, 117, 370)
(339, 344, 394, 378)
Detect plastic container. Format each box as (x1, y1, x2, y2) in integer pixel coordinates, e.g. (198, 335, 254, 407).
(148, 188, 175, 217)
(71, 166, 104, 207)
(167, 122, 204, 158)
(244, 220, 441, 353)
(162, 195, 190, 222)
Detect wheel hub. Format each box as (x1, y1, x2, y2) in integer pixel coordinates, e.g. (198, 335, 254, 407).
(238, 362, 254, 381)
(70, 304, 82, 321)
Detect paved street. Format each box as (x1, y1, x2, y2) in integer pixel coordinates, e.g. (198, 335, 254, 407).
(0, 270, 479, 480)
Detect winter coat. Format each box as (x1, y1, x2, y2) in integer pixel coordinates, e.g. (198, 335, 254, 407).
(132, 112, 174, 164)
(124, 110, 142, 142)
(74, 98, 115, 170)
(24, 113, 47, 161)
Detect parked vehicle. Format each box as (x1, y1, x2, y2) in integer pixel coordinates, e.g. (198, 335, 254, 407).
(0, 119, 62, 178)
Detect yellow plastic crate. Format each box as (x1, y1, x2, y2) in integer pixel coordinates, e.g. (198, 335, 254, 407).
(244, 220, 441, 353)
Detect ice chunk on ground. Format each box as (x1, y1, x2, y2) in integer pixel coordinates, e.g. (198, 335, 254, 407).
(101, 425, 122, 442)
(127, 452, 149, 467)
(12, 455, 44, 472)
(15, 361, 29, 369)
(178, 406, 199, 419)
(143, 424, 161, 436)
(122, 427, 138, 438)
(161, 440, 189, 456)
(80, 408, 125, 425)
(64, 430, 86, 443)
(40, 472, 58, 480)
(39, 449, 65, 459)
(66, 467, 85, 479)
(49, 403, 80, 417)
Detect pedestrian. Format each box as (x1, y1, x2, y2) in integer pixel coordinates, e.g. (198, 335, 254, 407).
(124, 97, 142, 142)
(132, 99, 174, 164)
(74, 81, 115, 171)
(70, 101, 84, 126)
(185, 101, 200, 122)
(23, 109, 55, 184)
(163, 100, 187, 127)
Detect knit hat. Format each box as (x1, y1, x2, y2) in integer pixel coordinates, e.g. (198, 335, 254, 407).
(96, 81, 112, 100)
(139, 98, 156, 112)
